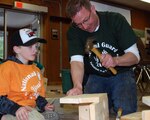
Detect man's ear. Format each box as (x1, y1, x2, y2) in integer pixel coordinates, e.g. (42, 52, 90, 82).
(91, 5, 96, 14)
(13, 46, 20, 54)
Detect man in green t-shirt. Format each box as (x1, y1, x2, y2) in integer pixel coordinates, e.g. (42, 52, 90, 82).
(66, 0, 140, 116)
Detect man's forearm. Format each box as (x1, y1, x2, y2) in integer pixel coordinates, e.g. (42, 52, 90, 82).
(114, 52, 139, 66)
(70, 61, 84, 89)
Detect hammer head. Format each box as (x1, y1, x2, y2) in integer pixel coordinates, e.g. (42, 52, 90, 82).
(85, 37, 96, 54)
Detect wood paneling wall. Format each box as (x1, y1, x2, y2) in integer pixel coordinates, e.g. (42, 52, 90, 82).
(131, 9, 150, 30)
(0, 0, 150, 85)
(42, 0, 70, 85)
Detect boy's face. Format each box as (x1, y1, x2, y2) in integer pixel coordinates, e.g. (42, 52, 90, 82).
(15, 43, 39, 64)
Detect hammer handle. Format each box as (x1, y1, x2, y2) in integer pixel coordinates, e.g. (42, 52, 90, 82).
(91, 47, 117, 75)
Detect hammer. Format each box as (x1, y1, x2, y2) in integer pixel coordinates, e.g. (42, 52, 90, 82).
(116, 108, 123, 120)
(85, 39, 117, 75)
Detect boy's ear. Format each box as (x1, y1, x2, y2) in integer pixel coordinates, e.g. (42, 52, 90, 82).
(13, 46, 20, 54)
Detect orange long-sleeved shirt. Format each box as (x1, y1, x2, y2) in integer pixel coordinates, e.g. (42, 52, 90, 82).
(0, 61, 45, 108)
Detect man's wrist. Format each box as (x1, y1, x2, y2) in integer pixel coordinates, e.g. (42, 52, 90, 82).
(74, 83, 82, 90)
(114, 57, 119, 66)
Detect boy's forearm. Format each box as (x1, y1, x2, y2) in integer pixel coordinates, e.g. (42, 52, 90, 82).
(36, 95, 48, 112)
(0, 96, 21, 116)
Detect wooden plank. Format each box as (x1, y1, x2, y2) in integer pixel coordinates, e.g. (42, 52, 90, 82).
(90, 102, 109, 120)
(60, 93, 107, 104)
(60, 93, 109, 120)
(121, 112, 142, 120)
(142, 96, 150, 106)
(79, 105, 90, 120)
(142, 110, 150, 120)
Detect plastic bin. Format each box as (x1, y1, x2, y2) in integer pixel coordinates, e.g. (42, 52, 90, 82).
(61, 69, 73, 94)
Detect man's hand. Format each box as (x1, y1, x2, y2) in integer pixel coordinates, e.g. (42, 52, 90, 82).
(66, 87, 83, 96)
(16, 106, 32, 120)
(101, 54, 117, 68)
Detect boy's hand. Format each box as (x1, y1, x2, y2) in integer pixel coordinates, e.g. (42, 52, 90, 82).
(44, 103, 54, 111)
(16, 106, 32, 120)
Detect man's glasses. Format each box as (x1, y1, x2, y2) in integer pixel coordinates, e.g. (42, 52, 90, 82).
(72, 11, 91, 28)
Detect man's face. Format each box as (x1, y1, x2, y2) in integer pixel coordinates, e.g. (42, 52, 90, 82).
(72, 6, 98, 33)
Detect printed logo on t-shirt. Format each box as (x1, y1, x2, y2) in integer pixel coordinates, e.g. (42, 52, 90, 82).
(88, 41, 118, 73)
(21, 71, 42, 99)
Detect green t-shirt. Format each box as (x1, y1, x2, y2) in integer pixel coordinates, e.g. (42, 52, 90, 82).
(67, 11, 137, 76)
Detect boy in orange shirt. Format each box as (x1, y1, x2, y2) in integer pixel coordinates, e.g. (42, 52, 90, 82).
(0, 28, 59, 120)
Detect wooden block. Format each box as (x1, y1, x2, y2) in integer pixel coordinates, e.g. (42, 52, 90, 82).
(79, 105, 90, 120)
(142, 96, 150, 106)
(142, 110, 150, 120)
(60, 93, 109, 120)
(121, 112, 142, 120)
(60, 93, 107, 104)
(90, 102, 107, 120)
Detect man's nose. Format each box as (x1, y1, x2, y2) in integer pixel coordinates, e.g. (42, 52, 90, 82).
(81, 23, 88, 30)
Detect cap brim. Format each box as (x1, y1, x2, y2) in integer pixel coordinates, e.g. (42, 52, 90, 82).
(22, 38, 47, 46)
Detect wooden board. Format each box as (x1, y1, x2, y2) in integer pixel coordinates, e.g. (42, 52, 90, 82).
(142, 110, 150, 120)
(121, 112, 142, 120)
(60, 93, 107, 104)
(79, 105, 90, 120)
(60, 93, 109, 120)
(142, 96, 150, 106)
